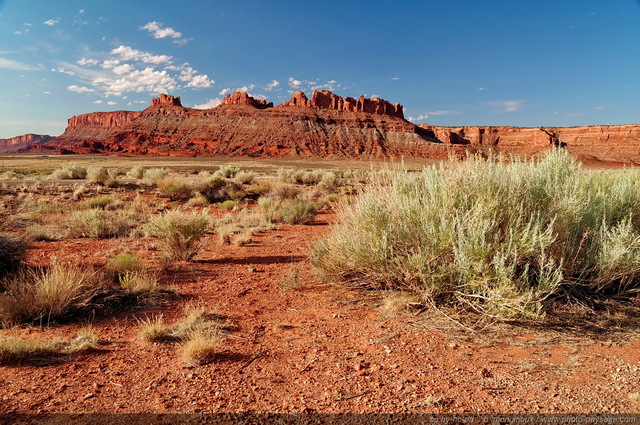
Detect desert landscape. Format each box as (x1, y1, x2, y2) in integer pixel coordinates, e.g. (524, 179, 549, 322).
(3, 1, 640, 422)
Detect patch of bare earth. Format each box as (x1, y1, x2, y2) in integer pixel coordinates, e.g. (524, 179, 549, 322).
(2, 210, 640, 414)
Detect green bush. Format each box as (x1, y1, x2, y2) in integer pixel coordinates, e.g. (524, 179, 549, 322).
(86, 196, 113, 209)
(144, 211, 210, 261)
(312, 149, 640, 320)
(0, 234, 27, 278)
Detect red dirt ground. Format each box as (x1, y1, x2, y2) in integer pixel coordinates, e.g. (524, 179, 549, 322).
(2, 209, 640, 415)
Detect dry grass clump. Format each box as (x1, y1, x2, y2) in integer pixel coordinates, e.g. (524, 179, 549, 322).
(0, 328, 98, 364)
(0, 233, 27, 278)
(258, 197, 317, 225)
(214, 165, 240, 179)
(126, 165, 146, 179)
(156, 177, 194, 201)
(139, 304, 226, 365)
(66, 209, 134, 238)
(234, 171, 254, 185)
(144, 211, 210, 261)
(214, 210, 275, 245)
(48, 163, 87, 180)
(0, 261, 110, 326)
(85, 195, 114, 209)
(142, 168, 169, 184)
(313, 149, 640, 320)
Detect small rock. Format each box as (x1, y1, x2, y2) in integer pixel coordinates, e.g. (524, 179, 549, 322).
(83, 393, 95, 400)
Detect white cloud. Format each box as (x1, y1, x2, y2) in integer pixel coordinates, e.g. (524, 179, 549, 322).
(187, 74, 214, 88)
(478, 87, 486, 91)
(194, 98, 221, 109)
(92, 67, 177, 96)
(488, 100, 525, 113)
(94, 100, 103, 104)
(427, 110, 460, 116)
(112, 63, 134, 75)
(236, 85, 255, 92)
(408, 114, 429, 122)
(141, 21, 188, 45)
(14, 31, 22, 35)
(67, 85, 95, 93)
(595, 106, 605, 110)
(265, 80, 279, 90)
(43, 91, 52, 95)
(111, 45, 172, 65)
(52, 66, 76, 76)
(391, 77, 399, 81)
(288, 77, 302, 88)
(43, 19, 59, 26)
(0, 57, 39, 71)
(107, 101, 116, 105)
(219, 88, 231, 96)
(77, 58, 99, 66)
(101, 59, 120, 69)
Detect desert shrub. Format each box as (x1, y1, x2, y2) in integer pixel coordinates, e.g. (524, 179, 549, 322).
(268, 183, 301, 200)
(86, 166, 109, 184)
(318, 172, 340, 192)
(142, 168, 169, 184)
(234, 171, 255, 185)
(26, 224, 64, 242)
(66, 209, 133, 238)
(184, 194, 209, 208)
(249, 181, 272, 197)
(214, 210, 275, 244)
(36, 201, 64, 214)
(258, 197, 317, 225)
(218, 200, 239, 211)
(214, 165, 240, 179)
(0, 171, 24, 180)
(156, 177, 193, 201)
(312, 150, 640, 320)
(0, 234, 27, 278)
(144, 211, 210, 261)
(139, 305, 225, 365)
(195, 176, 228, 202)
(223, 182, 246, 201)
(276, 168, 295, 182)
(106, 253, 145, 277)
(0, 262, 110, 326)
(49, 163, 87, 180)
(127, 165, 146, 179)
(0, 328, 98, 363)
(86, 195, 113, 209)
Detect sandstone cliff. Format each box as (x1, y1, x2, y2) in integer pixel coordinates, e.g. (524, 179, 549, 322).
(38, 91, 465, 159)
(420, 125, 640, 163)
(33, 91, 640, 163)
(0, 133, 53, 153)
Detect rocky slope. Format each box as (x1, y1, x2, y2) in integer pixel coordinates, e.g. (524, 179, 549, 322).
(34, 91, 640, 163)
(0, 133, 53, 153)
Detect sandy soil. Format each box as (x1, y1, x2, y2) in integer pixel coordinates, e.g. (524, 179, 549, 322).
(2, 201, 640, 416)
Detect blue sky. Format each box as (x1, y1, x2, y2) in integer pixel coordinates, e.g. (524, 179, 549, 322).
(1, 0, 639, 138)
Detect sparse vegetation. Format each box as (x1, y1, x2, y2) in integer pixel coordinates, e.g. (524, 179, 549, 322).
(0, 328, 98, 363)
(258, 197, 317, 225)
(313, 149, 640, 320)
(66, 209, 133, 238)
(139, 304, 226, 365)
(156, 177, 194, 201)
(49, 163, 87, 180)
(144, 211, 210, 261)
(86, 195, 114, 209)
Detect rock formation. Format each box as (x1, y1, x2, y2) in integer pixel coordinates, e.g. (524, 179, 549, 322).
(280, 90, 403, 119)
(30, 91, 640, 164)
(220, 91, 273, 109)
(0, 133, 53, 153)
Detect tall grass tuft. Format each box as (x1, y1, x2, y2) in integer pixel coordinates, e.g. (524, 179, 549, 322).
(144, 211, 210, 261)
(312, 149, 640, 320)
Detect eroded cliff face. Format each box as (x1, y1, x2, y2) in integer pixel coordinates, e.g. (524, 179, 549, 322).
(37, 91, 466, 159)
(420, 125, 640, 163)
(0, 133, 53, 153)
(34, 91, 640, 163)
